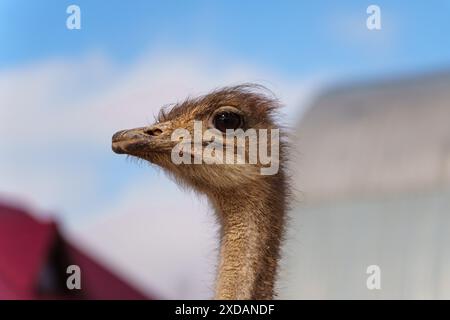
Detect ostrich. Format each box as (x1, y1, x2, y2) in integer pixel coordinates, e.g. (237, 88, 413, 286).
(112, 85, 289, 300)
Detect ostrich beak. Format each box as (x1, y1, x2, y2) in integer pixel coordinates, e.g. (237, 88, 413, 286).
(111, 127, 149, 155)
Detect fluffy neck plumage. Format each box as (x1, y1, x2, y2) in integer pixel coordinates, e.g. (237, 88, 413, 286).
(210, 178, 286, 300)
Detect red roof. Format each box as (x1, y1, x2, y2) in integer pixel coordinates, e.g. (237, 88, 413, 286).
(0, 202, 153, 300)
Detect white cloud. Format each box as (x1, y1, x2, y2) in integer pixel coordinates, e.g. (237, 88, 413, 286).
(0, 50, 322, 298)
(66, 176, 219, 299)
(0, 51, 318, 148)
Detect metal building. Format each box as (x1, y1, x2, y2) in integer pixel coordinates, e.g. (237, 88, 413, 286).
(280, 71, 450, 299)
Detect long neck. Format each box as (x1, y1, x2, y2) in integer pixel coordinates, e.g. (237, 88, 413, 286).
(210, 180, 286, 300)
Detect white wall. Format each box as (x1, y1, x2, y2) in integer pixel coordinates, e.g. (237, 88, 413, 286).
(279, 187, 450, 299)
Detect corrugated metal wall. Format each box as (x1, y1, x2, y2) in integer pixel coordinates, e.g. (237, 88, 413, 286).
(280, 73, 450, 299)
(279, 188, 450, 299)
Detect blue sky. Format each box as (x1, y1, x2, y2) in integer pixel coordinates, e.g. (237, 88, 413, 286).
(1, 0, 450, 299)
(2, 1, 450, 77)
(1, 1, 449, 224)
(1, 0, 450, 219)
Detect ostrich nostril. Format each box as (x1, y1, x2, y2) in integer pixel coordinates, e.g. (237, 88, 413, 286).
(112, 130, 126, 142)
(144, 128, 163, 136)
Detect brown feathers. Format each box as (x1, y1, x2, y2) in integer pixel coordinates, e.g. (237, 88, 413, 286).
(112, 84, 290, 299)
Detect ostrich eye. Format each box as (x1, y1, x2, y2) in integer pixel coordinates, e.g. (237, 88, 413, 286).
(213, 112, 243, 132)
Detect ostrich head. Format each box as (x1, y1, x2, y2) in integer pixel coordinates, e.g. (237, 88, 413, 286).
(112, 84, 288, 300)
(112, 85, 284, 194)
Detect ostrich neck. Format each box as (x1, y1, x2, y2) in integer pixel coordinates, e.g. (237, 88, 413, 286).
(211, 185, 285, 300)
